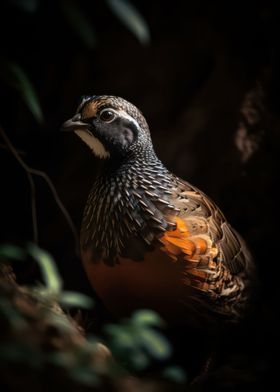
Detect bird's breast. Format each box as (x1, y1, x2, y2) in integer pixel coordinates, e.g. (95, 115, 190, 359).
(81, 246, 195, 324)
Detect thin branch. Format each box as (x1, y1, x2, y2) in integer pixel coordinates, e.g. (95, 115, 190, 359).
(28, 167, 80, 254)
(0, 125, 79, 256)
(0, 125, 38, 243)
(0, 142, 26, 155)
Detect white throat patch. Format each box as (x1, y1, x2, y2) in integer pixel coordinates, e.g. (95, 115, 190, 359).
(75, 130, 110, 159)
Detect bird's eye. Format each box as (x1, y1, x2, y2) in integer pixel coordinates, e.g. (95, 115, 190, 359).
(99, 109, 116, 123)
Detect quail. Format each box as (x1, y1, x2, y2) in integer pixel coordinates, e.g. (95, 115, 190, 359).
(62, 95, 254, 328)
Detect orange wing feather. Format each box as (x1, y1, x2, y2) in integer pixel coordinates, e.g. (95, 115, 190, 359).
(160, 217, 216, 262)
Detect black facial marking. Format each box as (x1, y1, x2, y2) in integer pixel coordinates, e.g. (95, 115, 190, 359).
(92, 115, 138, 155)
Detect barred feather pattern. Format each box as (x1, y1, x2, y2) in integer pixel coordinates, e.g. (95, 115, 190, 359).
(81, 147, 177, 260)
(81, 146, 254, 321)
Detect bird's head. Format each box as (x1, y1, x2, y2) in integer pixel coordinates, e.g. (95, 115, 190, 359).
(61, 95, 151, 160)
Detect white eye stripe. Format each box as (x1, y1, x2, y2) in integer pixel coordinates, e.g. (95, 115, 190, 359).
(99, 108, 118, 115)
(118, 110, 141, 132)
(98, 108, 141, 131)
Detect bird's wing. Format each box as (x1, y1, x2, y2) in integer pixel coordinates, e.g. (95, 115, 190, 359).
(160, 178, 253, 278)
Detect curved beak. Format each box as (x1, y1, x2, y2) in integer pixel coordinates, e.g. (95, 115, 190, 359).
(60, 113, 89, 132)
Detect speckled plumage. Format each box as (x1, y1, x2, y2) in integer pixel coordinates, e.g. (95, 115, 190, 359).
(62, 95, 255, 325)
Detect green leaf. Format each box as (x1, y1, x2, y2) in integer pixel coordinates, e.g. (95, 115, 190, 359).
(130, 349, 150, 370)
(0, 244, 25, 260)
(131, 309, 164, 327)
(105, 324, 135, 350)
(71, 367, 99, 386)
(48, 313, 76, 333)
(11, 0, 40, 13)
(47, 352, 74, 368)
(0, 61, 43, 123)
(28, 243, 62, 293)
(107, 0, 150, 45)
(59, 291, 94, 309)
(138, 328, 172, 360)
(162, 366, 187, 383)
(0, 299, 27, 330)
(11, 64, 43, 123)
(61, 0, 96, 49)
(0, 343, 42, 368)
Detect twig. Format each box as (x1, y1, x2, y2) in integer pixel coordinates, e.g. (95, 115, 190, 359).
(0, 143, 26, 155)
(0, 126, 38, 243)
(0, 125, 79, 256)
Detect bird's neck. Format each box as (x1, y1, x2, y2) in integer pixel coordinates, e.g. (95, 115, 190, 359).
(81, 148, 177, 262)
(99, 147, 172, 195)
(102, 145, 160, 173)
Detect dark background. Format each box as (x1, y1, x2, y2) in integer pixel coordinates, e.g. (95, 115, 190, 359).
(0, 0, 279, 389)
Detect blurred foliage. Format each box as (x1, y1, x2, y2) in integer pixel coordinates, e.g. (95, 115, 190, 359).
(0, 281, 103, 387)
(0, 244, 26, 260)
(0, 60, 43, 124)
(0, 298, 28, 331)
(131, 308, 164, 327)
(61, 0, 97, 49)
(0, 244, 186, 389)
(0, 243, 94, 310)
(105, 309, 172, 371)
(0, 0, 150, 124)
(107, 0, 150, 45)
(10, 0, 40, 13)
(162, 365, 187, 384)
(28, 243, 63, 292)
